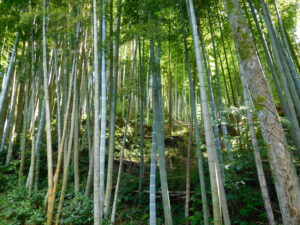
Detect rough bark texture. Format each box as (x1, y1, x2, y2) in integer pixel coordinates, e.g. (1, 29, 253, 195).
(223, 0, 300, 224)
(240, 68, 276, 225)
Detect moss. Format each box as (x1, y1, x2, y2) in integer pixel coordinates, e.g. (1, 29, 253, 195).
(264, 143, 271, 153)
(225, 0, 235, 15)
(237, 29, 255, 61)
(254, 95, 266, 111)
(224, 0, 255, 61)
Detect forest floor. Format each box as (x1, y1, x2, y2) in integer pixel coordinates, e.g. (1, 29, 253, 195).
(0, 120, 282, 224)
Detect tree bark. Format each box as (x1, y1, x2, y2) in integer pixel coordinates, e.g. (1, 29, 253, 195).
(223, 0, 300, 224)
(240, 64, 276, 225)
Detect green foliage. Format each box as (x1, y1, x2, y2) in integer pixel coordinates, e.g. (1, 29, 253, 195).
(0, 187, 45, 225)
(225, 150, 273, 225)
(60, 193, 93, 225)
(187, 211, 206, 225)
(113, 172, 149, 224)
(0, 154, 19, 192)
(1, 0, 298, 224)
(0, 129, 280, 225)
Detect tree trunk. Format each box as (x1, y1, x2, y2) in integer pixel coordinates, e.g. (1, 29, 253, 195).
(5, 84, 19, 164)
(138, 38, 145, 199)
(0, 31, 19, 114)
(168, 19, 173, 136)
(185, 123, 192, 222)
(54, 42, 62, 156)
(199, 27, 224, 178)
(248, 0, 300, 155)
(33, 101, 45, 190)
(181, 8, 209, 225)
(99, 0, 108, 222)
(73, 67, 80, 194)
(207, 7, 233, 161)
(104, 0, 122, 214)
(150, 40, 173, 225)
(0, 73, 17, 153)
(84, 44, 93, 197)
(240, 64, 276, 225)
(43, 0, 55, 224)
(55, 86, 76, 225)
(93, 0, 101, 223)
(149, 94, 157, 225)
(18, 83, 29, 183)
(110, 94, 131, 224)
(186, 0, 231, 224)
(223, 0, 300, 224)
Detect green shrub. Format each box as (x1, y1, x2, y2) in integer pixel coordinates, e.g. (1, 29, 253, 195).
(60, 193, 93, 225)
(0, 187, 45, 225)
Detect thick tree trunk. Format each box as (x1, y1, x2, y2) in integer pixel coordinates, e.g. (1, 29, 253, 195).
(248, 0, 300, 155)
(223, 0, 300, 224)
(240, 66, 276, 225)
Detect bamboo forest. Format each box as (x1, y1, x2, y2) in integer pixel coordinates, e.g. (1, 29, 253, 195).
(1, 0, 300, 224)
